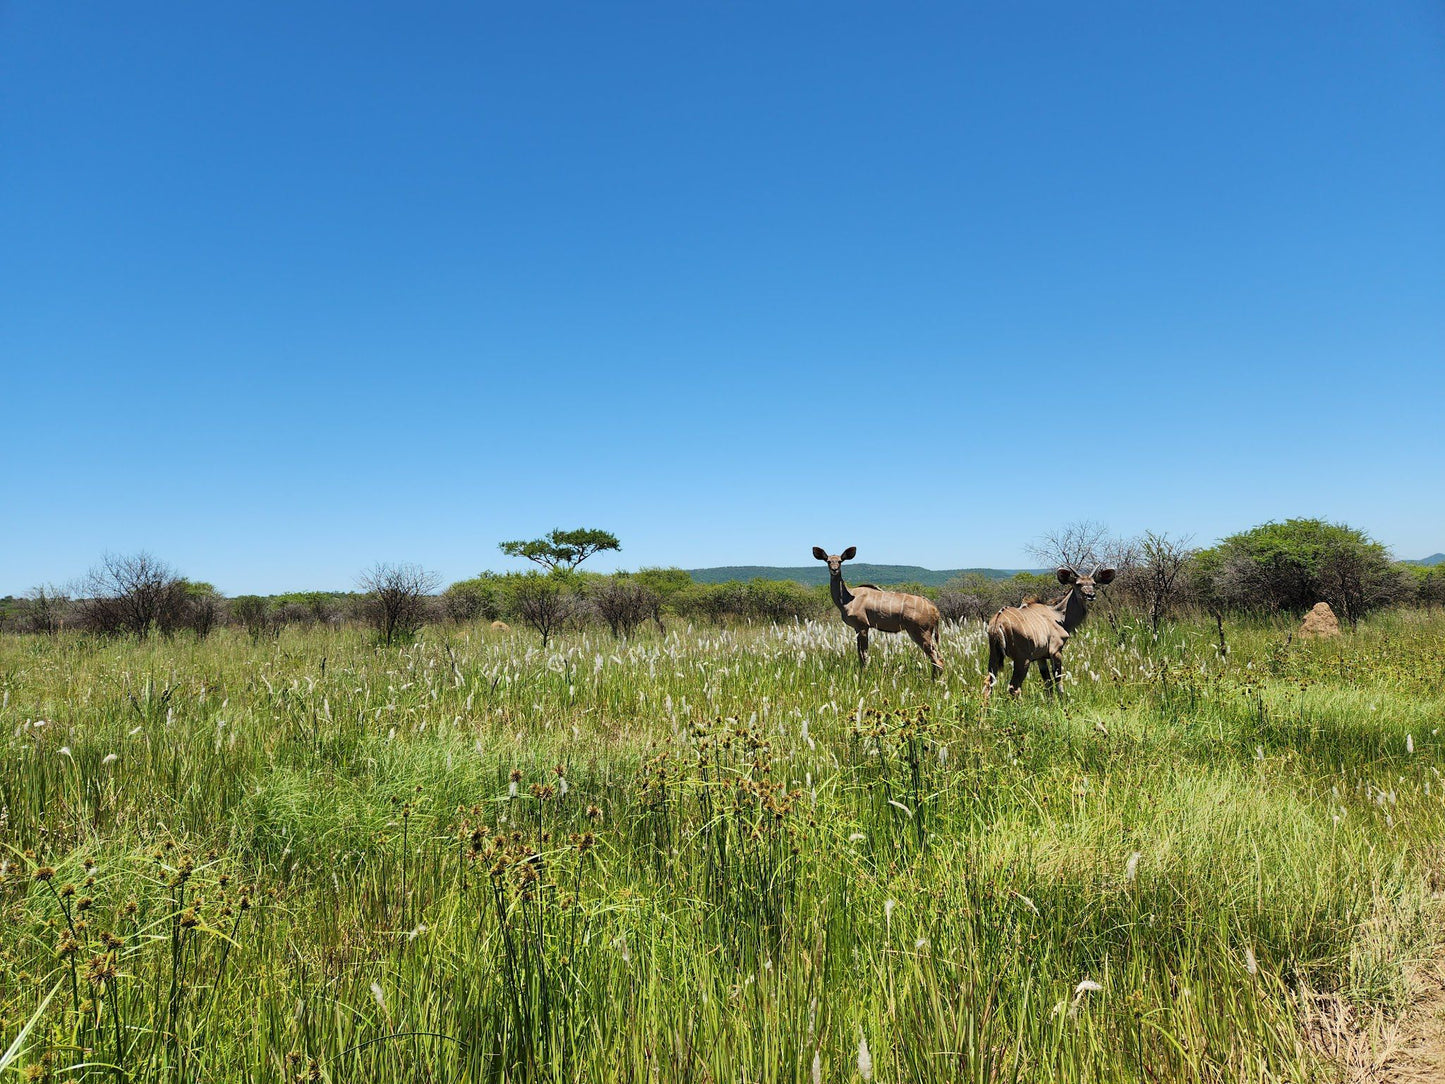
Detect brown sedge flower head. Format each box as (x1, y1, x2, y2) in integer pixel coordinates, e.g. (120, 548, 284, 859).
(34, 866, 56, 882)
(85, 952, 118, 987)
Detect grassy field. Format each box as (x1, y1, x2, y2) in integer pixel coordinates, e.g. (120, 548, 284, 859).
(3, 609, 1444, 1082)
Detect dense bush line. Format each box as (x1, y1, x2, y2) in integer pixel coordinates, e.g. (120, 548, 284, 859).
(3, 520, 1442, 642)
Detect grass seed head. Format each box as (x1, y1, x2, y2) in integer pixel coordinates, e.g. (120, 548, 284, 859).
(857, 1032, 873, 1081)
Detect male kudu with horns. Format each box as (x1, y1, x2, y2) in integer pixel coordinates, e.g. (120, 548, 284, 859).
(813, 546, 945, 675)
(982, 565, 1115, 704)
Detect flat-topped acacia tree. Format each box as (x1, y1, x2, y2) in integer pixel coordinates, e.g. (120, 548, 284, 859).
(498, 528, 620, 574)
(497, 529, 620, 646)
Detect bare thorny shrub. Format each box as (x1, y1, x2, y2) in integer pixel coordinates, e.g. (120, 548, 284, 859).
(74, 552, 191, 638)
(1028, 521, 1121, 575)
(934, 590, 990, 623)
(587, 579, 660, 639)
(1031, 522, 1197, 632)
(507, 574, 577, 647)
(357, 563, 439, 645)
(19, 584, 70, 634)
(1124, 532, 1196, 631)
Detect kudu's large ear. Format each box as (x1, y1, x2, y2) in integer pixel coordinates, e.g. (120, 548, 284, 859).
(1056, 567, 1078, 585)
(1094, 567, 1116, 585)
(812, 546, 829, 561)
(841, 546, 857, 561)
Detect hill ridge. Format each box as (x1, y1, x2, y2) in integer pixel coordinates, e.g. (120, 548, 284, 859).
(685, 564, 1039, 587)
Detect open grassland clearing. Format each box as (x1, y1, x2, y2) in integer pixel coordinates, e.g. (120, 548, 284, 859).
(3, 612, 1445, 1081)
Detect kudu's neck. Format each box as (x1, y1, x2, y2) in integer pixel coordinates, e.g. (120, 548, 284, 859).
(1054, 586, 1091, 633)
(829, 571, 854, 610)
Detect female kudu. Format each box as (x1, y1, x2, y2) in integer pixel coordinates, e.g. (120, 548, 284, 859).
(813, 546, 944, 675)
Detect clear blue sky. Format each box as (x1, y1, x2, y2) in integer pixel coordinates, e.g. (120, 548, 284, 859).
(3, 2, 1442, 594)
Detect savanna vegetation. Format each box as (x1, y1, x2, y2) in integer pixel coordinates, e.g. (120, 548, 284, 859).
(2, 519, 1443, 1081)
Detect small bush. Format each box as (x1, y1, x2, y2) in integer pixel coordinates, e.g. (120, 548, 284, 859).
(442, 577, 503, 623)
(358, 563, 439, 644)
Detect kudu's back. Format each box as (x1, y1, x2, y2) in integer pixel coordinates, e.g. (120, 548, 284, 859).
(852, 586, 941, 636)
(987, 601, 1068, 662)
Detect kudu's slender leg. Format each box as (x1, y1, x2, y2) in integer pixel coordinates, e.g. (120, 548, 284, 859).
(983, 632, 1005, 706)
(1050, 656, 1064, 690)
(1009, 658, 1028, 697)
(1038, 659, 1055, 696)
(856, 630, 869, 668)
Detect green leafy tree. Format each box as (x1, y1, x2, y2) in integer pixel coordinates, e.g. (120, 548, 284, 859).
(630, 567, 692, 631)
(499, 528, 621, 573)
(1194, 519, 1407, 627)
(182, 581, 223, 639)
(229, 595, 272, 642)
(1405, 564, 1445, 612)
(442, 575, 503, 623)
(631, 567, 692, 599)
(279, 591, 338, 624)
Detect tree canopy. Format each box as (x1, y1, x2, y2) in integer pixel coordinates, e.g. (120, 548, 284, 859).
(499, 528, 621, 573)
(1193, 518, 1406, 626)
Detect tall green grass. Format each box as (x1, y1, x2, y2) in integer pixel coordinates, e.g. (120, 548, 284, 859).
(3, 611, 1443, 1080)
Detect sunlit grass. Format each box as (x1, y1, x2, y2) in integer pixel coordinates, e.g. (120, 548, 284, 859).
(3, 611, 1443, 1080)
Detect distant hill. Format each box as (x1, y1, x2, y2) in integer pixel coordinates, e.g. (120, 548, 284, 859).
(685, 565, 1037, 587)
(1411, 553, 1445, 566)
